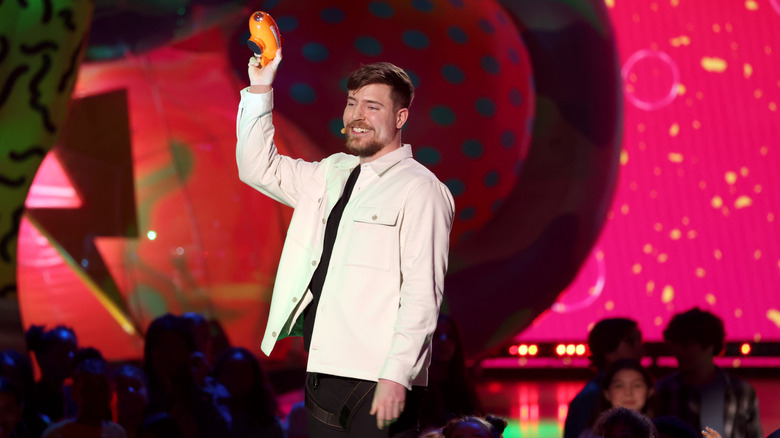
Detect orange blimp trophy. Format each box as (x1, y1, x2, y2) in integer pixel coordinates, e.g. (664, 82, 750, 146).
(247, 11, 282, 67)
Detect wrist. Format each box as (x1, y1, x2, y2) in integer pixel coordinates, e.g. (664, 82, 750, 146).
(249, 84, 271, 94)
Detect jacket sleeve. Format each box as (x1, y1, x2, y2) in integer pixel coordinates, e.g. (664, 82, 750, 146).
(378, 180, 455, 389)
(236, 88, 317, 207)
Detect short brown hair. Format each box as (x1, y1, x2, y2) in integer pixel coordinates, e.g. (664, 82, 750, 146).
(346, 62, 414, 110)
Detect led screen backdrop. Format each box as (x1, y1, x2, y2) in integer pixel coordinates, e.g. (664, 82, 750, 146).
(518, 0, 780, 344)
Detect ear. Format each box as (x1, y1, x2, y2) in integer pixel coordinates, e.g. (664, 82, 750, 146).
(603, 390, 612, 403)
(396, 107, 408, 129)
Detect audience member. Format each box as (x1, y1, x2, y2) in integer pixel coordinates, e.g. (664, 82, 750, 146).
(143, 314, 230, 438)
(181, 313, 231, 425)
(137, 413, 183, 438)
(114, 364, 149, 438)
(0, 377, 27, 438)
(419, 314, 483, 433)
(40, 357, 126, 438)
(212, 347, 284, 438)
(283, 401, 307, 438)
(655, 308, 761, 438)
(594, 407, 657, 438)
(0, 349, 50, 437)
(438, 415, 508, 438)
(580, 359, 656, 438)
(25, 326, 78, 423)
(564, 318, 644, 438)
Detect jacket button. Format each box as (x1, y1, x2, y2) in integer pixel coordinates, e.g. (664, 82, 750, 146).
(271, 331, 278, 337)
(322, 218, 326, 224)
(311, 260, 317, 266)
(292, 297, 298, 303)
(372, 214, 378, 220)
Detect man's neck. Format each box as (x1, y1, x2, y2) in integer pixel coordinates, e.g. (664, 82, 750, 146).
(359, 143, 402, 164)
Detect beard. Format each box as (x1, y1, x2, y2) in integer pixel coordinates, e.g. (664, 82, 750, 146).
(345, 132, 385, 158)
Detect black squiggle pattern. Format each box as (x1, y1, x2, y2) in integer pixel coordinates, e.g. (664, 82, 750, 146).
(0, 284, 18, 298)
(58, 9, 76, 31)
(0, 36, 8, 64)
(59, 36, 84, 93)
(0, 65, 29, 109)
(42, 0, 52, 23)
(29, 54, 56, 132)
(0, 207, 24, 263)
(9, 147, 46, 161)
(0, 175, 26, 187)
(21, 41, 59, 54)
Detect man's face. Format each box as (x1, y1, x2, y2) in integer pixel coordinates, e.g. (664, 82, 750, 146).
(342, 83, 407, 159)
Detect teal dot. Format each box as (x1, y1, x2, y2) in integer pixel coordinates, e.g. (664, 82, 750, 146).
(484, 171, 499, 188)
(320, 7, 345, 23)
(355, 36, 383, 56)
(496, 10, 509, 25)
(328, 118, 345, 137)
(402, 30, 429, 49)
(448, 0, 464, 6)
(276, 16, 299, 32)
(481, 55, 500, 75)
(458, 206, 476, 221)
(475, 97, 495, 117)
(478, 18, 495, 34)
(412, 0, 434, 12)
(262, 0, 281, 8)
(445, 179, 465, 196)
(514, 160, 524, 175)
(303, 43, 329, 62)
(441, 64, 465, 84)
(501, 130, 516, 148)
(447, 26, 468, 44)
(369, 1, 395, 18)
(416, 147, 441, 165)
(430, 106, 456, 126)
(492, 198, 504, 212)
(509, 88, 523, 106)
(290, 83, 316, 104)
(462, 139, 483, 159)
(508, 48, 520, 64)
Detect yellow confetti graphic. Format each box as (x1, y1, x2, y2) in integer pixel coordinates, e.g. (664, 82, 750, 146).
(714, 249, 723, 260)
(643, 244, 653, 254)
(740, 167, 749, 177)
(661, 285, 674, 303)
(745, 0, 758, 10)
(692, 120, 701, 129)
(702, 57, 727, 72)
(735, 308, 743, 318)
(669, 123, 680, 137)
(696, 268, 706, 277)
(658, 253, 669, 263)
(621, 204, 630, 214)
(671, 0, 679, 6)
(670, 229, 682, 240)
(632, 263, 642, 274)
(687, 230, 697, 239)
(770, 102, 777, 111)
(711, 196, 723, 208)
(670, 35, 691, 47)
(744, 63, 753, 78)
(678, 84, 687, 95)
(725, 171, 738, 184)
(705, 294, 716, 305)
(735, 196, 753, 209)
(605, 0, 615, 8)
(669, 152, 683, 163)
(605, 300, 615, 311)
(621, 149, 629, 165)
(768, 309, 780, 328)
(754, 250, 762, 260)
(754, 89, 763, 99)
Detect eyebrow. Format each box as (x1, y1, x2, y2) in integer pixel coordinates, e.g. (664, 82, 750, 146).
(347, 96, 386, 107)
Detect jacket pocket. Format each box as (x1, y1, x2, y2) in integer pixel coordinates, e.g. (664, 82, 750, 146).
(346, 206, 399, 271)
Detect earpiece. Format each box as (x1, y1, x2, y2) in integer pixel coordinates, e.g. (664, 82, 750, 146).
(340, 128, 346, 134)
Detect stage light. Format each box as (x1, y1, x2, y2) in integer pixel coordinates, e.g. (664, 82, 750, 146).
(575, 344, 586, 356)
(741, 343, 751, 355)
(566, 344, 576, 355)
(556, 344, 566, 356)
(519, 344, 529, 356)
(529, 344, 538, 356)
(147, 230, 157, 240)
(509, 345, 519, 356)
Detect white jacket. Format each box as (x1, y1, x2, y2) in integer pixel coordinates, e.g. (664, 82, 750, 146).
(236, 89, 454, 389)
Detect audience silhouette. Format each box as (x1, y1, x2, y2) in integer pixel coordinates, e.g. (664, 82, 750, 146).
(25, 326, 78, 424)
(594, 407, 657, 438)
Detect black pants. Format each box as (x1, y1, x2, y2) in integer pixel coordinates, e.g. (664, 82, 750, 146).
(305, 373, 424, 438)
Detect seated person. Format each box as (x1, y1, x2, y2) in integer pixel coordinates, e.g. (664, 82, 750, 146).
(564, 318, 643, 438)
(593, 407, 657, 438)
(439, 415, 508, 438)
(655, 308, 761, 438)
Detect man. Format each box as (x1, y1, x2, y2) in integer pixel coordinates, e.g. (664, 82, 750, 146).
(564, 318, 644, 438)
(236, 49, 455, 437)
(655, 308, 761, 438)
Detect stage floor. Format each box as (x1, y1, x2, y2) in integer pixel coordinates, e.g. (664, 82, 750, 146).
(474, 377, 780, 438)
